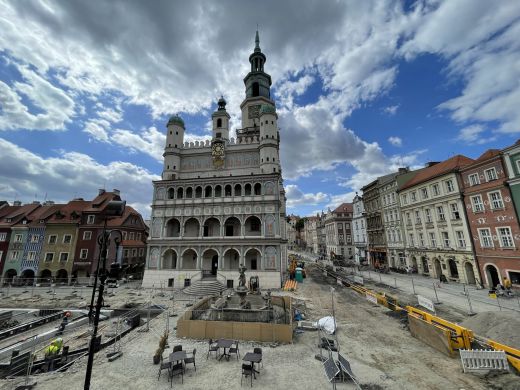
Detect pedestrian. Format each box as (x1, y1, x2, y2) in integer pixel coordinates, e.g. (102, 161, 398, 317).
(503, 276, 512, 296)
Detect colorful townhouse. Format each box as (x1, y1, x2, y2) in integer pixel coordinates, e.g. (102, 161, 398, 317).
(40, 199, 90, 284)
(2, 203, 41, 283)
(398, 156, 480, 285)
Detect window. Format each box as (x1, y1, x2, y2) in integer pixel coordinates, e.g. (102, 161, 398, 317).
(63, 235, 72, 244)
(48, 235, 57, 244)
(87, 215, 95, 224)
(419, 233, 425, 247)
(437, 206, 446, 222)
(432, 183, 440, 196)
(488, 191, 504, 209)
(124, 249, 129, 258)
(445, 180, 455, 192)
(442, 232, 450, 248)
(450, 203, 460, 220)
(421, 188, 428, 199)
(409, 233, 415, 247)
(429, 232, 437, 247)
(469, 173, 480, 186)
(80, 249, 88, 259)
(485, 168, 498, 181)
(471, 195, 484, 212)
(27, 251, 36, 261)
(122, 231, 127, 240)
(45, 253, 54, 262)
(415, 210, 421, 224)
(30, 234, 39, 243)
(59, 252, 69, 262)
(425, 208, 432, 223)
(11, 251, 19, 260)
(0, 233, 6, 241)
(139, 248, 144, 256)
(456, 231, 466, 248)
(497, 227, 514, 248)
(411, 192, 417, 202)
(83, 231, 92, 240)
(129, 232, 135, 240)
(14, 234, 22, 243)
(137, 233, 142, 241)
(406, 212, 412, 225)
(478, 228, 493, 248)
(402, 194, 408, 205)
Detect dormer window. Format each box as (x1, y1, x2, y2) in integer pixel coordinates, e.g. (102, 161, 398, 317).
(22, 220, 27, 224)
(6, 218, 11, 223)
(87, 215, 95, 224)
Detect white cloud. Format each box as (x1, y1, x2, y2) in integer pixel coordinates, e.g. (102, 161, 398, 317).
(0, 138, 159, 216)
(383, 104, 399, 115)
(327, 191, 357, 211)
(84, 119, 110, 142)
(285, 184, 329, 208)
(112, 126, 165, 162)
(456, 124, 496, 145)
(402, 0, 520, 134)
(0, 64, 75, 131)
(388, 136, 402, 146)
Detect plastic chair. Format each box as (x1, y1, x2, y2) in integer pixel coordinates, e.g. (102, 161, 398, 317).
(207, 338, 219, 359)
(169, 362, 184, 387)
(184, 348, 196, 371)
(229, 340, 240, 360)
(157, 355, 171, 382)
(241, 363, 253, 387)
(253, 347, 263, 368)
(172, 345, 182, 353)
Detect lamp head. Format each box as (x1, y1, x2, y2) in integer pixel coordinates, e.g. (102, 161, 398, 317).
(104, 200, 126, 217)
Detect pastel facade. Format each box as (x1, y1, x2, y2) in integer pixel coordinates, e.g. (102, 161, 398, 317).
(399, 156, 480, 285)
(352, 193, 367, 264)
(462, 149, 520, 287)
(325, 203, 354, 260)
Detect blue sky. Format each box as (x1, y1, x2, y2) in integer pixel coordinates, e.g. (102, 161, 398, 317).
(1, 1, 520, 218)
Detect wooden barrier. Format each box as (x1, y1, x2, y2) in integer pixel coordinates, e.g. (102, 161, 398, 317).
(408, 314, 455, 357)
(177, 295, 293, 343)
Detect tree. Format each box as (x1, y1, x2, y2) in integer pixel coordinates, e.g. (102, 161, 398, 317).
(295, 218, 305, 232)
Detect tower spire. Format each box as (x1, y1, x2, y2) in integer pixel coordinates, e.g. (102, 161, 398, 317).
(254, 29, 261, 52)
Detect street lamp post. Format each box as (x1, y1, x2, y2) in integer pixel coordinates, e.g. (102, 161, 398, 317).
(84, 200, 125, 390)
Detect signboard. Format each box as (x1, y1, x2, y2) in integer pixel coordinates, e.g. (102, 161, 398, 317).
(417, 295, 435, 312)
(366, 293, 377, 304)
(354, 276, 364, 285)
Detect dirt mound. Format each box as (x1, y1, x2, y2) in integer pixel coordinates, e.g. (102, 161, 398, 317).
(461, 311, 520, 349)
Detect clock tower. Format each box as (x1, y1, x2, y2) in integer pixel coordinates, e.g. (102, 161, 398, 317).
(211, 96, 229, 168)
(240, 30, 274, 130)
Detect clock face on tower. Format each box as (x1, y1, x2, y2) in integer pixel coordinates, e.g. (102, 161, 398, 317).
(212, 142, 224, 156)
(212, 140, 225, 168)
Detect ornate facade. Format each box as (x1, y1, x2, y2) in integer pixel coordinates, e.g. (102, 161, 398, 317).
(142, 32, 287, 289)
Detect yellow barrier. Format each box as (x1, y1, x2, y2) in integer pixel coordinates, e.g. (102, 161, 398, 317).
(482, 338, 520, 371)
(406, 306, 473, 350)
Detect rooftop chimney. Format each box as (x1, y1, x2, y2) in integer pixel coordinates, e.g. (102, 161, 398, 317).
(98, 189, 106, 195)
(13, 201, 22, 206)
(113, 189, 120, 196)
(32, 201, 40, 205)
(43, 200, 55, 206)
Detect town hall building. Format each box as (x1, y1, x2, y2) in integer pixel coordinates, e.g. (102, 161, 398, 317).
(142, 32, 287, 289)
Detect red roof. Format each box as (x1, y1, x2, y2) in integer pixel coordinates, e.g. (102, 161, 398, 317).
(400, 155, 474, 190)
(107, 205, 145, 228)
(47, 200, 91, 224)
(333, 203, 353, 213)
(474, 149, 501, 163)
(0, 203, 41, 227)
(84, 191, 121, 212)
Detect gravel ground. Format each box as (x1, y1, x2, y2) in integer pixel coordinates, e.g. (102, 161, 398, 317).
(1, 267, 519, 390)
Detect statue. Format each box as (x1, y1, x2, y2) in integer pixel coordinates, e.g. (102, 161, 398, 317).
(238, 264, 247, 288)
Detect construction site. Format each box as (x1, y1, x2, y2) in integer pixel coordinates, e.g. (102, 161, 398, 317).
(0, 255, 519, 390)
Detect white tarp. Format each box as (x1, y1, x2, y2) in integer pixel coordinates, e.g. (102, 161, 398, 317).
(315, 316, 337, 334)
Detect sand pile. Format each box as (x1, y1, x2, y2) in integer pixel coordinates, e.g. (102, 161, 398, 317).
(461, 311, 520, 349)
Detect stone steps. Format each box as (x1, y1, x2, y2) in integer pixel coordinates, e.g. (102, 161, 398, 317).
(183, 279, 226, 296)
